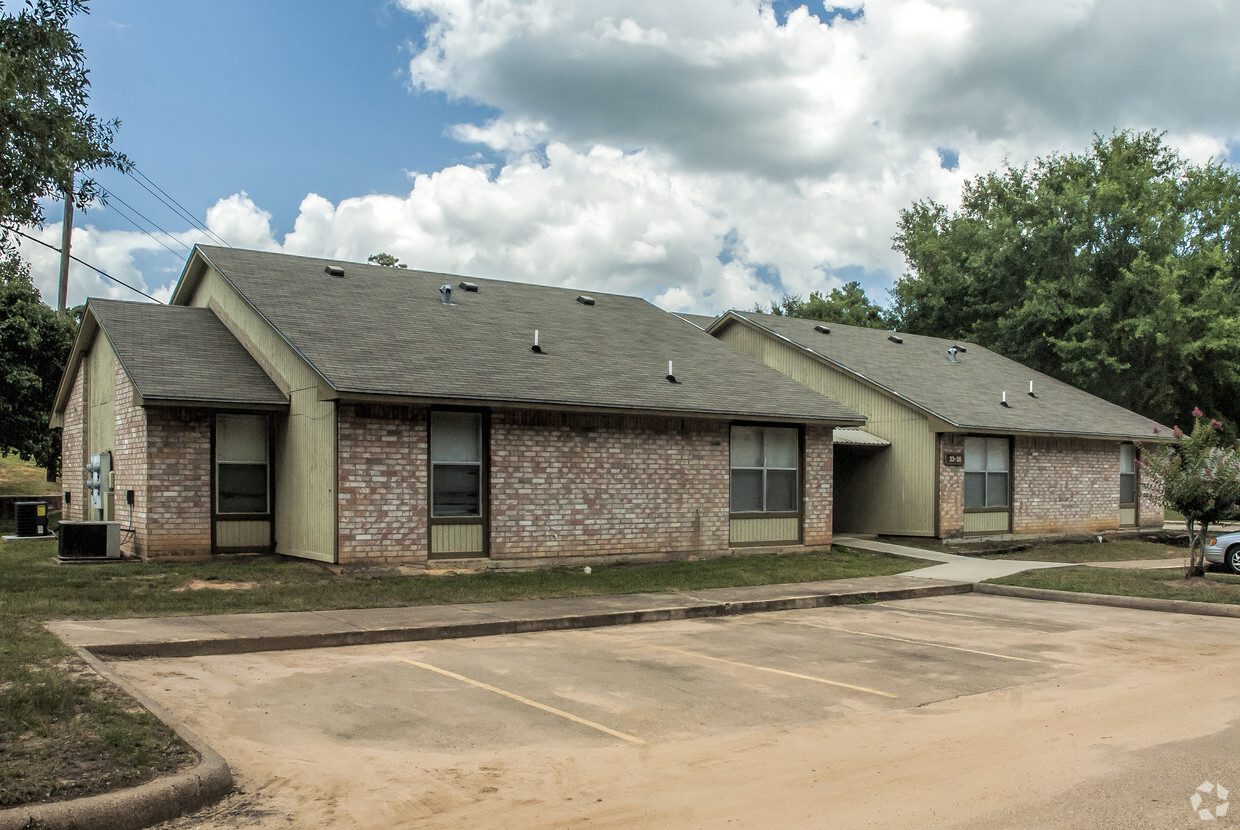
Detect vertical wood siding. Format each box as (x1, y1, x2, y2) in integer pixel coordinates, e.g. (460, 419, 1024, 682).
(730, 517, 799, 544)
(86, 335, 117, 460)
(215, 520, 271, 548)
(430, 524, 484, 556)
(717, 324, 936, 535)
(964, 511, 1010, 534)
(188, 267, 337, 562)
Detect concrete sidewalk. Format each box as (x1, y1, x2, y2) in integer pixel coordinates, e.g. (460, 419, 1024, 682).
(835, 535, 1074, 581)
(48, 574, 972, 660)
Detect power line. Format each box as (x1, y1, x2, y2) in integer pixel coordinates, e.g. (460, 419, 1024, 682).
(3, 226, 164, 304)
(98, 187, 191, 257)
(125, 166, 231, 248)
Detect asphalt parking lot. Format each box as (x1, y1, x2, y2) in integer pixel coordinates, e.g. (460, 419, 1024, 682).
(123, 594, 1240, 830)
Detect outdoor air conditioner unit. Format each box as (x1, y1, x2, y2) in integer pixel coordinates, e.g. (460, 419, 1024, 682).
(58, 521, 121, 561)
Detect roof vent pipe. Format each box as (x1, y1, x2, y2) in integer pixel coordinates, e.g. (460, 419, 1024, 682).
(1001, 391, 1011, 408)
(947, 346, 958, 362)
(531, 330, 544, 354)
(1028, 380, 1036, 398)
(440, 284, 452, 304)
(666, 360, 677, 383)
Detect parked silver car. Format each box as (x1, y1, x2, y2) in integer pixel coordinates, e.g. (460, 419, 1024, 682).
(1203, 532, 1240, 574)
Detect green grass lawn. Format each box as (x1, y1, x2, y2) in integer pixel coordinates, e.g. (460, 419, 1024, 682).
(989, 565, 1240, 604)
(977, 539, 1187, 563)
(0, 455, 57, 496)
(0, 531, 920, 808)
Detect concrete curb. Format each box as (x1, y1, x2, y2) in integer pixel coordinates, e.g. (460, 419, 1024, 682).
(87, 581, 974, 660)
(0, 649, 233, 830)
(974, 582, 1240, 618)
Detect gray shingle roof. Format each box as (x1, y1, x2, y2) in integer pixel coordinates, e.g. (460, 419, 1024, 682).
(721, 312, 1167, 440)
(182, 247, 862, 424)
(89, 299, 287, 407)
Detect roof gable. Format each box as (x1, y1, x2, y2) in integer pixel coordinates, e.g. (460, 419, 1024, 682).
(716, 312, 1167, 440)
(53, 300, 287, 414)
(172, 246, 862, 424)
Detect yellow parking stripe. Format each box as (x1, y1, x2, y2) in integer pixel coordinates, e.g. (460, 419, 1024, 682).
(397, 658, 646, 746)
(833, 628, 1047, 663)
(644, 644, 898, 698)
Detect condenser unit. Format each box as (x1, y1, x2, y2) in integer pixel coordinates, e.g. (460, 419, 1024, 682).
(58, 521, 121, 561)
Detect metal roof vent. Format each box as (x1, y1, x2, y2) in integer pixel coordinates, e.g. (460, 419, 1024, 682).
(1028, 380, 1037, 398)
(439, 284, 453, 304)
(814, 324, 830, 334)
(947, 346, 958, 362)
(666, 360, 679, 383)
(324, 265, 345, 278)
(888, 335, 903, 344)
(459, 281, 479, 292)
(1001, 391, 1011, 408)
(531, 330, 544, 354)
(953, 344, 968, 353)
(576, 295, 595, 306)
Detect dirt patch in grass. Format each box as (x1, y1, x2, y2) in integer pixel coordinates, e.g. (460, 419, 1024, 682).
(171, 578, 261, 592)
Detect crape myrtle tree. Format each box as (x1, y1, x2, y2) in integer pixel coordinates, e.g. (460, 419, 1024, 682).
(761, 281, 889, 329)
(891, 131, 1240, 429)
(1141, 409, 1240, 578)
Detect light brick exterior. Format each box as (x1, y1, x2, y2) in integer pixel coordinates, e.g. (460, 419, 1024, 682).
(337, 405, 428, 567)
(802, 425, 834, 546)
(937, 433, 1165, 538)
(489, 411, 730, 561)
(143, 408, 212, 557)
(937, 433, 965, 538)
(61, 368, 86, 521)
(58, 350, 212, 559)
(335, 405, 834, 568)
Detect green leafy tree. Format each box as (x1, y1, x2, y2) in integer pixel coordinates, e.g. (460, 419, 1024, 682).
(0, 254, 76, 478)
(367, 252, 407, 268)
(0, 0, 129, 247)
(763, 281, 889, 328)
(891, 130, 1240, 428)
(1141, 409, 1240, 577)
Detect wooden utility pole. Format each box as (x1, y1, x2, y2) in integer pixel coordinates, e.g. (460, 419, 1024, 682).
(57, 174, 73, 319)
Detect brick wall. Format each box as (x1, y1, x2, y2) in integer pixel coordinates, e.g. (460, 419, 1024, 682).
(337, 405, 428, 567)
(111, 359, 149, 556)
(143, 408, 211, 557)
(802, 425, 834, 546)
(937, 434, 965, 538)
(1011, 437, 1119, 534)
(489, 411, 731, 561)
(60, 367, 86, 521)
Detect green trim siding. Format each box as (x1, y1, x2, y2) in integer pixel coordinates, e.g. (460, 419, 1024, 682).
(715, 323, 936, 536)
(186, 266, 338, 563)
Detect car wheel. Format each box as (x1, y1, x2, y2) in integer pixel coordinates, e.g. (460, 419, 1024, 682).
(1226, 546, 1240, 576)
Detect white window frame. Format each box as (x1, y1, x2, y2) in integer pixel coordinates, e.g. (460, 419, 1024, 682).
(963, 436, 1010, 510)
(729, 425, 801, 515)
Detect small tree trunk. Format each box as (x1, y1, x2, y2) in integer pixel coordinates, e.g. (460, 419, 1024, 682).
(1190, 520, 1208, 578)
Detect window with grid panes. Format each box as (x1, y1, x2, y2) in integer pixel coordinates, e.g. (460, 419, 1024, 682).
(730, 426, 799, 513)
(963, 436, 1009, 509)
